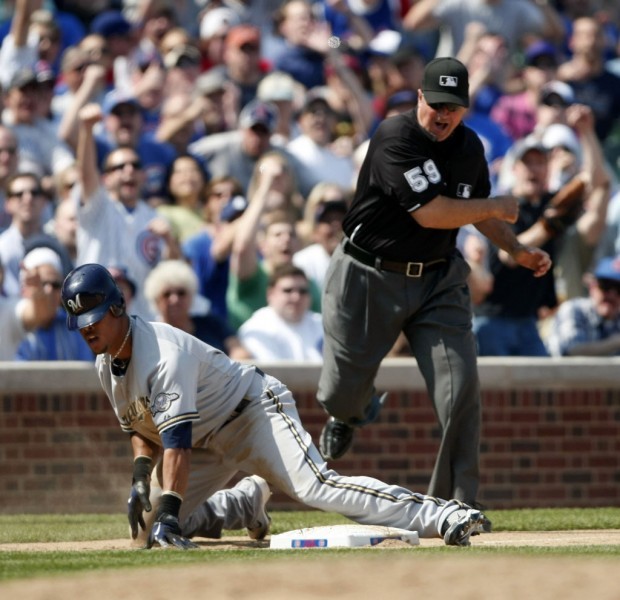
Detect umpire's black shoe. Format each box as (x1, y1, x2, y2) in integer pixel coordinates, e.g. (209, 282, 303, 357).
(319, 418, 355, 460)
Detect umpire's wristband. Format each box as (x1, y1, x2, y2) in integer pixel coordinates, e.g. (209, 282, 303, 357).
(132, 455, 152, 484)
(157, 492, 183, 519)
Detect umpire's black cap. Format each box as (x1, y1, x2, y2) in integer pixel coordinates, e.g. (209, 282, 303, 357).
(422, 57, 469, 108)
(61, 263, 125, 330)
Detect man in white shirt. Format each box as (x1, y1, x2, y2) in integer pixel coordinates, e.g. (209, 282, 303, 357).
(239, 264, 323, 362)
(286, 90, 355, 198)
(74, 103, 178, 321)
(293, 198, 348, 293)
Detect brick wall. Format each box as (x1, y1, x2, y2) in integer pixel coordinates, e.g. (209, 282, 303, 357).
(1, 359, 619, 513)
(1, 392, 130, 513)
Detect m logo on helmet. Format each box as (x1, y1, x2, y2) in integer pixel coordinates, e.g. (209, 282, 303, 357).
(439, 75, 458, 87)
(66, 294, 84, 314)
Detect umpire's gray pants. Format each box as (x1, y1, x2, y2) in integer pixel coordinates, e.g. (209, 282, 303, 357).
(317, 242, 481, 504)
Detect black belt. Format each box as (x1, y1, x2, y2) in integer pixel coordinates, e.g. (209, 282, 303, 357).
(221, 397, 252, 427)
(221, 366, 265, 428)
(343, 239, 447, 278)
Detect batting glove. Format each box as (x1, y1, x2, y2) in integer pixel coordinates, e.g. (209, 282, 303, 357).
(127, 456, 153, 539)
(127, 480, 152, 539)
(146, 513, 198, 550)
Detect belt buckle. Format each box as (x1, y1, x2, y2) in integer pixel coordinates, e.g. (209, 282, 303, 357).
(406, 262, 423, 277)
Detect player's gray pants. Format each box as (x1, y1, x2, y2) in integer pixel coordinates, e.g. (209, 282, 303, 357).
(139, 473, 267, 541)
(180, 477, 266, 539)
(317, 242, 481, 505)
(163, 371, 468, 540)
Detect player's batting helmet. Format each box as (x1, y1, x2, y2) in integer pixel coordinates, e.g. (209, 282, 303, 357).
(61, 263, 126, 330)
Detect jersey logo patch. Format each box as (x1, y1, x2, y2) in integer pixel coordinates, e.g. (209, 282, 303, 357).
(151, 392, 180, 416)
(457, 183, 472, 198)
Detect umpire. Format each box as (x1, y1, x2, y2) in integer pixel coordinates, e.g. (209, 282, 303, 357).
(317, 57, 552, 507)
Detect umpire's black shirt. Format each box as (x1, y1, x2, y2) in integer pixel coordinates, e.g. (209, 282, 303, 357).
(344, 110, 491, 263)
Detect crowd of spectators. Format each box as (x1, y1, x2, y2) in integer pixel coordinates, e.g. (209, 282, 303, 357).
(1, 0, 620, 362)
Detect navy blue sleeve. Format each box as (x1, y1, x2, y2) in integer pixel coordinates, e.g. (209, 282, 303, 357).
(160, 421, 193, 449)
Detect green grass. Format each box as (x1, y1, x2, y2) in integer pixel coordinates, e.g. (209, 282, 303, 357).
(2, 508, 620, 543)
(1, 509, 619, 583)
(487, 507, 620, 531)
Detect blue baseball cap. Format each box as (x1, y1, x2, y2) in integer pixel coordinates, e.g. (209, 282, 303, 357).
(385, 89, 417, 112)
(61, 264, 125, 330)
(101, 90, 141, 116)
(90, 11, 133, 38)
(524, 41, 558, 67)
(238, 99, 278, 131)
(593, 257, 620, 283)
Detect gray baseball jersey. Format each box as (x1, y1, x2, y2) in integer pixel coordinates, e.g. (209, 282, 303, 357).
(97, 316, 257, 448)
(97, 315, 467, 538)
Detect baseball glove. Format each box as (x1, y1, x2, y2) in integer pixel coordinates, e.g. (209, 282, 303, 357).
(539, 175, 587, 236)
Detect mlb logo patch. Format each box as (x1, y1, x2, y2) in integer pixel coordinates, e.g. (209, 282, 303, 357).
(440, 75, 458, 87)
(457, 183, 472, 198)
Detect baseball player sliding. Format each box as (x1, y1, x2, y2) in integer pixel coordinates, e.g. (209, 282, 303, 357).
(62, 263, 490, 548)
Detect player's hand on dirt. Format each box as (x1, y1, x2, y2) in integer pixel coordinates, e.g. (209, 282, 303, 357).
(79, 103, 103, 128)
(127, 480, 152, 539)
(146, 513, 198, 550)
(493, 196, 519, 224)
(511, 246, 552, 277)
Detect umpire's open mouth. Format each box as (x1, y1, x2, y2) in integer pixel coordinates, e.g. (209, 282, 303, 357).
(432, 120, 450, 134)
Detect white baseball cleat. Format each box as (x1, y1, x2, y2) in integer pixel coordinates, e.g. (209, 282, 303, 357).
(442, 509, 487, 546)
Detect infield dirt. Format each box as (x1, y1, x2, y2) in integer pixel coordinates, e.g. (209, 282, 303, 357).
(1, 530, 619, 599)
(2, 527, 620, 552)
